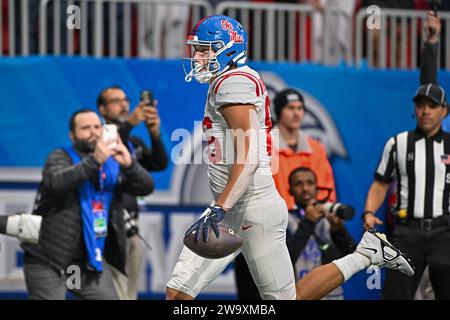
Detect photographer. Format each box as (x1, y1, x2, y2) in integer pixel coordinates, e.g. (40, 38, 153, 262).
(235, 167, 355, 300)
(21, 109, 154, 300)
(97, 86, 168, 300)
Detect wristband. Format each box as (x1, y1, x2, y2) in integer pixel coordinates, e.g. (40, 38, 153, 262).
(361, 210, 374, 220)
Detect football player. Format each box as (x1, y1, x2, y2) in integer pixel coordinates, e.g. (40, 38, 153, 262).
(166, 15, 414, 300)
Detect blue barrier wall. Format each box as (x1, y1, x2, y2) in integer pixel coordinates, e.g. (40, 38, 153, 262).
(1, 57, 449, 299)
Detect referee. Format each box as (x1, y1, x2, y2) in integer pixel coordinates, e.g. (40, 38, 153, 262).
(363, 83, 449, 299)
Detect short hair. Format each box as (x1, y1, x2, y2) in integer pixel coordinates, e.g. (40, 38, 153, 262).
(96, 85, 123, 108)
(69, 108, 97, 133)
(288, 167, 317, 187)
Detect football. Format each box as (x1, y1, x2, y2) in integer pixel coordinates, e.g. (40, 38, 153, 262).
(184, 226, 243, 259)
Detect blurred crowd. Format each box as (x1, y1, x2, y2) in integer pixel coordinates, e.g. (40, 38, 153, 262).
(1, 0, 449, 68)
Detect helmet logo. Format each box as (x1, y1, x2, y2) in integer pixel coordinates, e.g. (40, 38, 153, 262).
(220, 19, 244, 43)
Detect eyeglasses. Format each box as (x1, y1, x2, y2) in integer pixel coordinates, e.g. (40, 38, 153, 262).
(106, 97, 130, 105)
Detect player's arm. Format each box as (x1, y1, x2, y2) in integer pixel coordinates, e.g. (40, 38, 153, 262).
(184, 104, 259, 242)
(215, 104, 259, 211)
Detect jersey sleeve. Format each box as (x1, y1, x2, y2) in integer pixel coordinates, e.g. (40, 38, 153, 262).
(214, 74, 263, 111)
(374, 137, 396, 183)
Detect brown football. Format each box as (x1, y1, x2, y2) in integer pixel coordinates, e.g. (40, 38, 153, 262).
(184, 226, 243, 259)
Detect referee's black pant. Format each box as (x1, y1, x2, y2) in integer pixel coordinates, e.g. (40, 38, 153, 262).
(382, 223, 450, 300)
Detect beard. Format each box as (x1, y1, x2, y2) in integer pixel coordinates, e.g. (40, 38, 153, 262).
(73, 138, 97, 154)
(107, 115, 127, 126)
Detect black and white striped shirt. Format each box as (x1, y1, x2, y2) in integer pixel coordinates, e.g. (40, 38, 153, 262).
(375, 128, 450, 219)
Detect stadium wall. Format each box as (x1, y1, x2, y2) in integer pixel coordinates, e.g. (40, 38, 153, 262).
(0, 57, 449, 299)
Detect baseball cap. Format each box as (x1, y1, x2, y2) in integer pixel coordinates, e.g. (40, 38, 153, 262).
(413, 83, 447, 107)
(273, 88, 305, 120)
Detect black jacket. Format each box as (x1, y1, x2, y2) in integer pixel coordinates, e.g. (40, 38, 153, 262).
(118, 121, 169, 217)
(22, 148, 154, 275)
(420, 41, 438, 85)
(286, 209, 356, 267)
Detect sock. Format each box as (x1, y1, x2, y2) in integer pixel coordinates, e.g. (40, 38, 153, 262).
(332, 252, 371, 282)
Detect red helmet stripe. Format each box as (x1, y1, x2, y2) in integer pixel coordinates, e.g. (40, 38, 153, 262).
(192, 16, 209, 33)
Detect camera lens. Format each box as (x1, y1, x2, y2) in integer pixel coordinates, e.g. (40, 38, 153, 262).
(336, 205, 355, 221)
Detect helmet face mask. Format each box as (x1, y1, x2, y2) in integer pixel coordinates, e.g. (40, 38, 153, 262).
(182, 15, 248, 84)
(183, 39, 222, 84)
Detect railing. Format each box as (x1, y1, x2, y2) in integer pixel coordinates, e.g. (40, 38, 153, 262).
(355, 8, 450, 70)
(0, 0, 213, 57)
(38, 0, 213, 57)
(216, 1, 352, 65)
(0, 0, 34, 56)
(1, 0, 449, 70)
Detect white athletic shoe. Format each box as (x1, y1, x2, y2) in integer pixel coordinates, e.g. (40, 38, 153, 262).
(355, 228, 415, 277)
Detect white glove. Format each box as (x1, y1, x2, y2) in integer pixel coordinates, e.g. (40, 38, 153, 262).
(6, 213, 42, 244)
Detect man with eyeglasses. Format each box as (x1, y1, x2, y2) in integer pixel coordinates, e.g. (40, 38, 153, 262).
(97, 86, 169, 300)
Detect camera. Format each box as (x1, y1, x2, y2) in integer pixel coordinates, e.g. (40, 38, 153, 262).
(140, 89, 154, 107)
(321, 202, 355, 221)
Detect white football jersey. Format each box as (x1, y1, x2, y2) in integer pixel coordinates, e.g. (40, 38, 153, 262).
(202, 66, 276, 204)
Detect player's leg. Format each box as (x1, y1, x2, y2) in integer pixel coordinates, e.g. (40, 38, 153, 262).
(166, 287, 195, 300)
(296, 263, 345, 300)
(297, 229, 415, 300)
(239, 197, 296, 300)
(166, 245, 239, 300)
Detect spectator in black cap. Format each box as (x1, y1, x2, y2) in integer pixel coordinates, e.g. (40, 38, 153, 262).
(362, 78, 450, 299)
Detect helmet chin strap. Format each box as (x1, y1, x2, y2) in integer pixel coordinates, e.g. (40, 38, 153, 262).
(185, 63, 203, 82)
(233, 51, 247, 66)
(194, 62, 215, 83)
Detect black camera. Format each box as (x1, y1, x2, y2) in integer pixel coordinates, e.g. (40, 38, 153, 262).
(321, 202, 355, 221)
(140, 89, 154, 107)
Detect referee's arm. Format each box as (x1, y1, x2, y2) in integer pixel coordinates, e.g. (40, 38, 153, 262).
(363, 181, 389, 229)
(362, 137, 396, 229)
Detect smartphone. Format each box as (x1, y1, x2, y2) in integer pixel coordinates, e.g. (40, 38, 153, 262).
(140, 89, 154, 107)
(103, 124, 118, 148)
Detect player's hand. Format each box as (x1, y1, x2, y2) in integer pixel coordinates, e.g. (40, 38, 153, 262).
(363, 212, 383, 230)
(185, 206, 225, 242)
(425, 11, 441, 43)
(304, 201, 324, 223)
